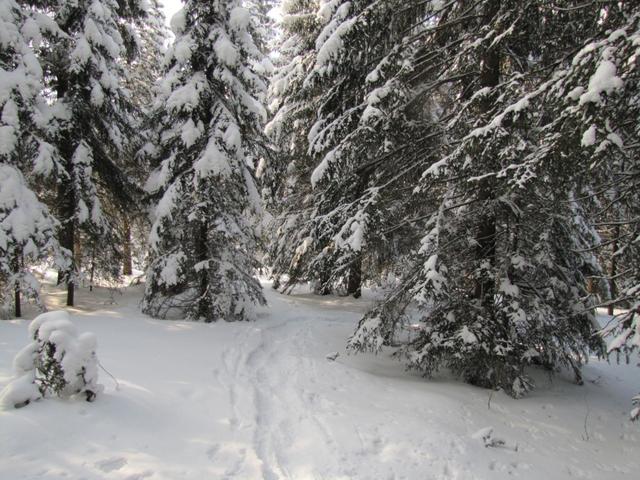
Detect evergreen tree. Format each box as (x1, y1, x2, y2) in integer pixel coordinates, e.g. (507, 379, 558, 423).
(264, 0, 324, 292)
(119, 0, 168, 276)
(0, 166, 61, 317)
(307, 0, 433, 297)
(245, 0, 278, 53)
(0, 0, 66, 316)
(127, 0, 167, 109)
(349, 0, 607, 396)
(41, 0, 147, 305)
(268, 0, 430, 296)
(0, 310, 101, 408)
(142, 1, 267, 321)
(529, 6, 640, 417)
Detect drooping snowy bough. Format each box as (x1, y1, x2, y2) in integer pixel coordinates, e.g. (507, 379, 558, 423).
(0, 311, 102, 409)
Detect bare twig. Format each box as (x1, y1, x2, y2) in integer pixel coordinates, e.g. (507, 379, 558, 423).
(98, 360, 120, 391)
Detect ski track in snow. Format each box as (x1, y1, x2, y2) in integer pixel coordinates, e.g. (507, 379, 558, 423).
(0, 282, 639, 479)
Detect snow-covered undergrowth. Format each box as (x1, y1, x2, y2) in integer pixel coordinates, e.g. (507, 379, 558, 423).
(0, 281, 638, 479)
(0, 310, 101, 409)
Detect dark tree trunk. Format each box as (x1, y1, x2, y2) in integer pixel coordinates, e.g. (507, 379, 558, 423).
(55, 67, 76, 307)
(608, 225, 620, 316)
(12, 254, 21, 318)
(57, 170, 76, 307)
(473, 1, 500, 308)
(343, 166, 369, 299)
(195, 220, 211, 320)
(89, 246, 96, 292)
(474, 185, 497, 305)
(65, 235, 75, 307)
(14, 285, 21, 318)
(346, 256, 362, 298)
(122, 217, 133, 275)
(59, 178, 76, 307)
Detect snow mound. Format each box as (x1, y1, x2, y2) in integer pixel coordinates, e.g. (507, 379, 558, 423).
(0, 372, 40, 409)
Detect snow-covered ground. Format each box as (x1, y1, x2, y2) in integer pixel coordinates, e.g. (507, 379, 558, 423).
(1, 280, 639, 480)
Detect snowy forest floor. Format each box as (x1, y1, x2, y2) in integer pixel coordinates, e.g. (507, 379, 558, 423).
(1, 277, 639, 480)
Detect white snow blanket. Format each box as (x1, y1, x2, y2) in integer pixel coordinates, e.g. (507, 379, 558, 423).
(0, 283, 638, 479)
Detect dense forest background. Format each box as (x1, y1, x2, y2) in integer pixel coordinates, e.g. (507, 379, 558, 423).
(0, 0, 638, 415)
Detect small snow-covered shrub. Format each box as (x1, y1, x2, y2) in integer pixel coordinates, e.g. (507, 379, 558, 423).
(0, 311, 102, 409)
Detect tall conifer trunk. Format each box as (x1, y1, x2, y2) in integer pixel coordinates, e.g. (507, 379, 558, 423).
(473, 1, 500, 309)
(608, 225, 620, 316)
(55, 68, 76, 307)
(346, 256, 362, 298)
(12, 254, 21, 318)
(123, 217, 133, 276)
(58, 147, 76, 307)
(467, 1, 501, 389)
(196, 221, 210, 320)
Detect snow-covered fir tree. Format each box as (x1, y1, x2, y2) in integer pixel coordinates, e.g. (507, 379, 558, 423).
(126, 0, 167, 109)
(40, 0, 147, 305)
(0, 0, 66, 316)
(245, 0, 278, 53)
(265, 0, 324, 292)
(268, 0, 430, 296)
(0, 166, 61, 317)
(349, 0, 608, 397)
(306, 0, 434, 297)
(143, 1, 268, 321)
(119, 0, 168, 276)
(528, 6, 640, 418)
(0, 310, 101, 408)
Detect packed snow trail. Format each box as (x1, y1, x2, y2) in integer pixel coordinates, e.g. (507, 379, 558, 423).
(0, 282, 639, 479)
